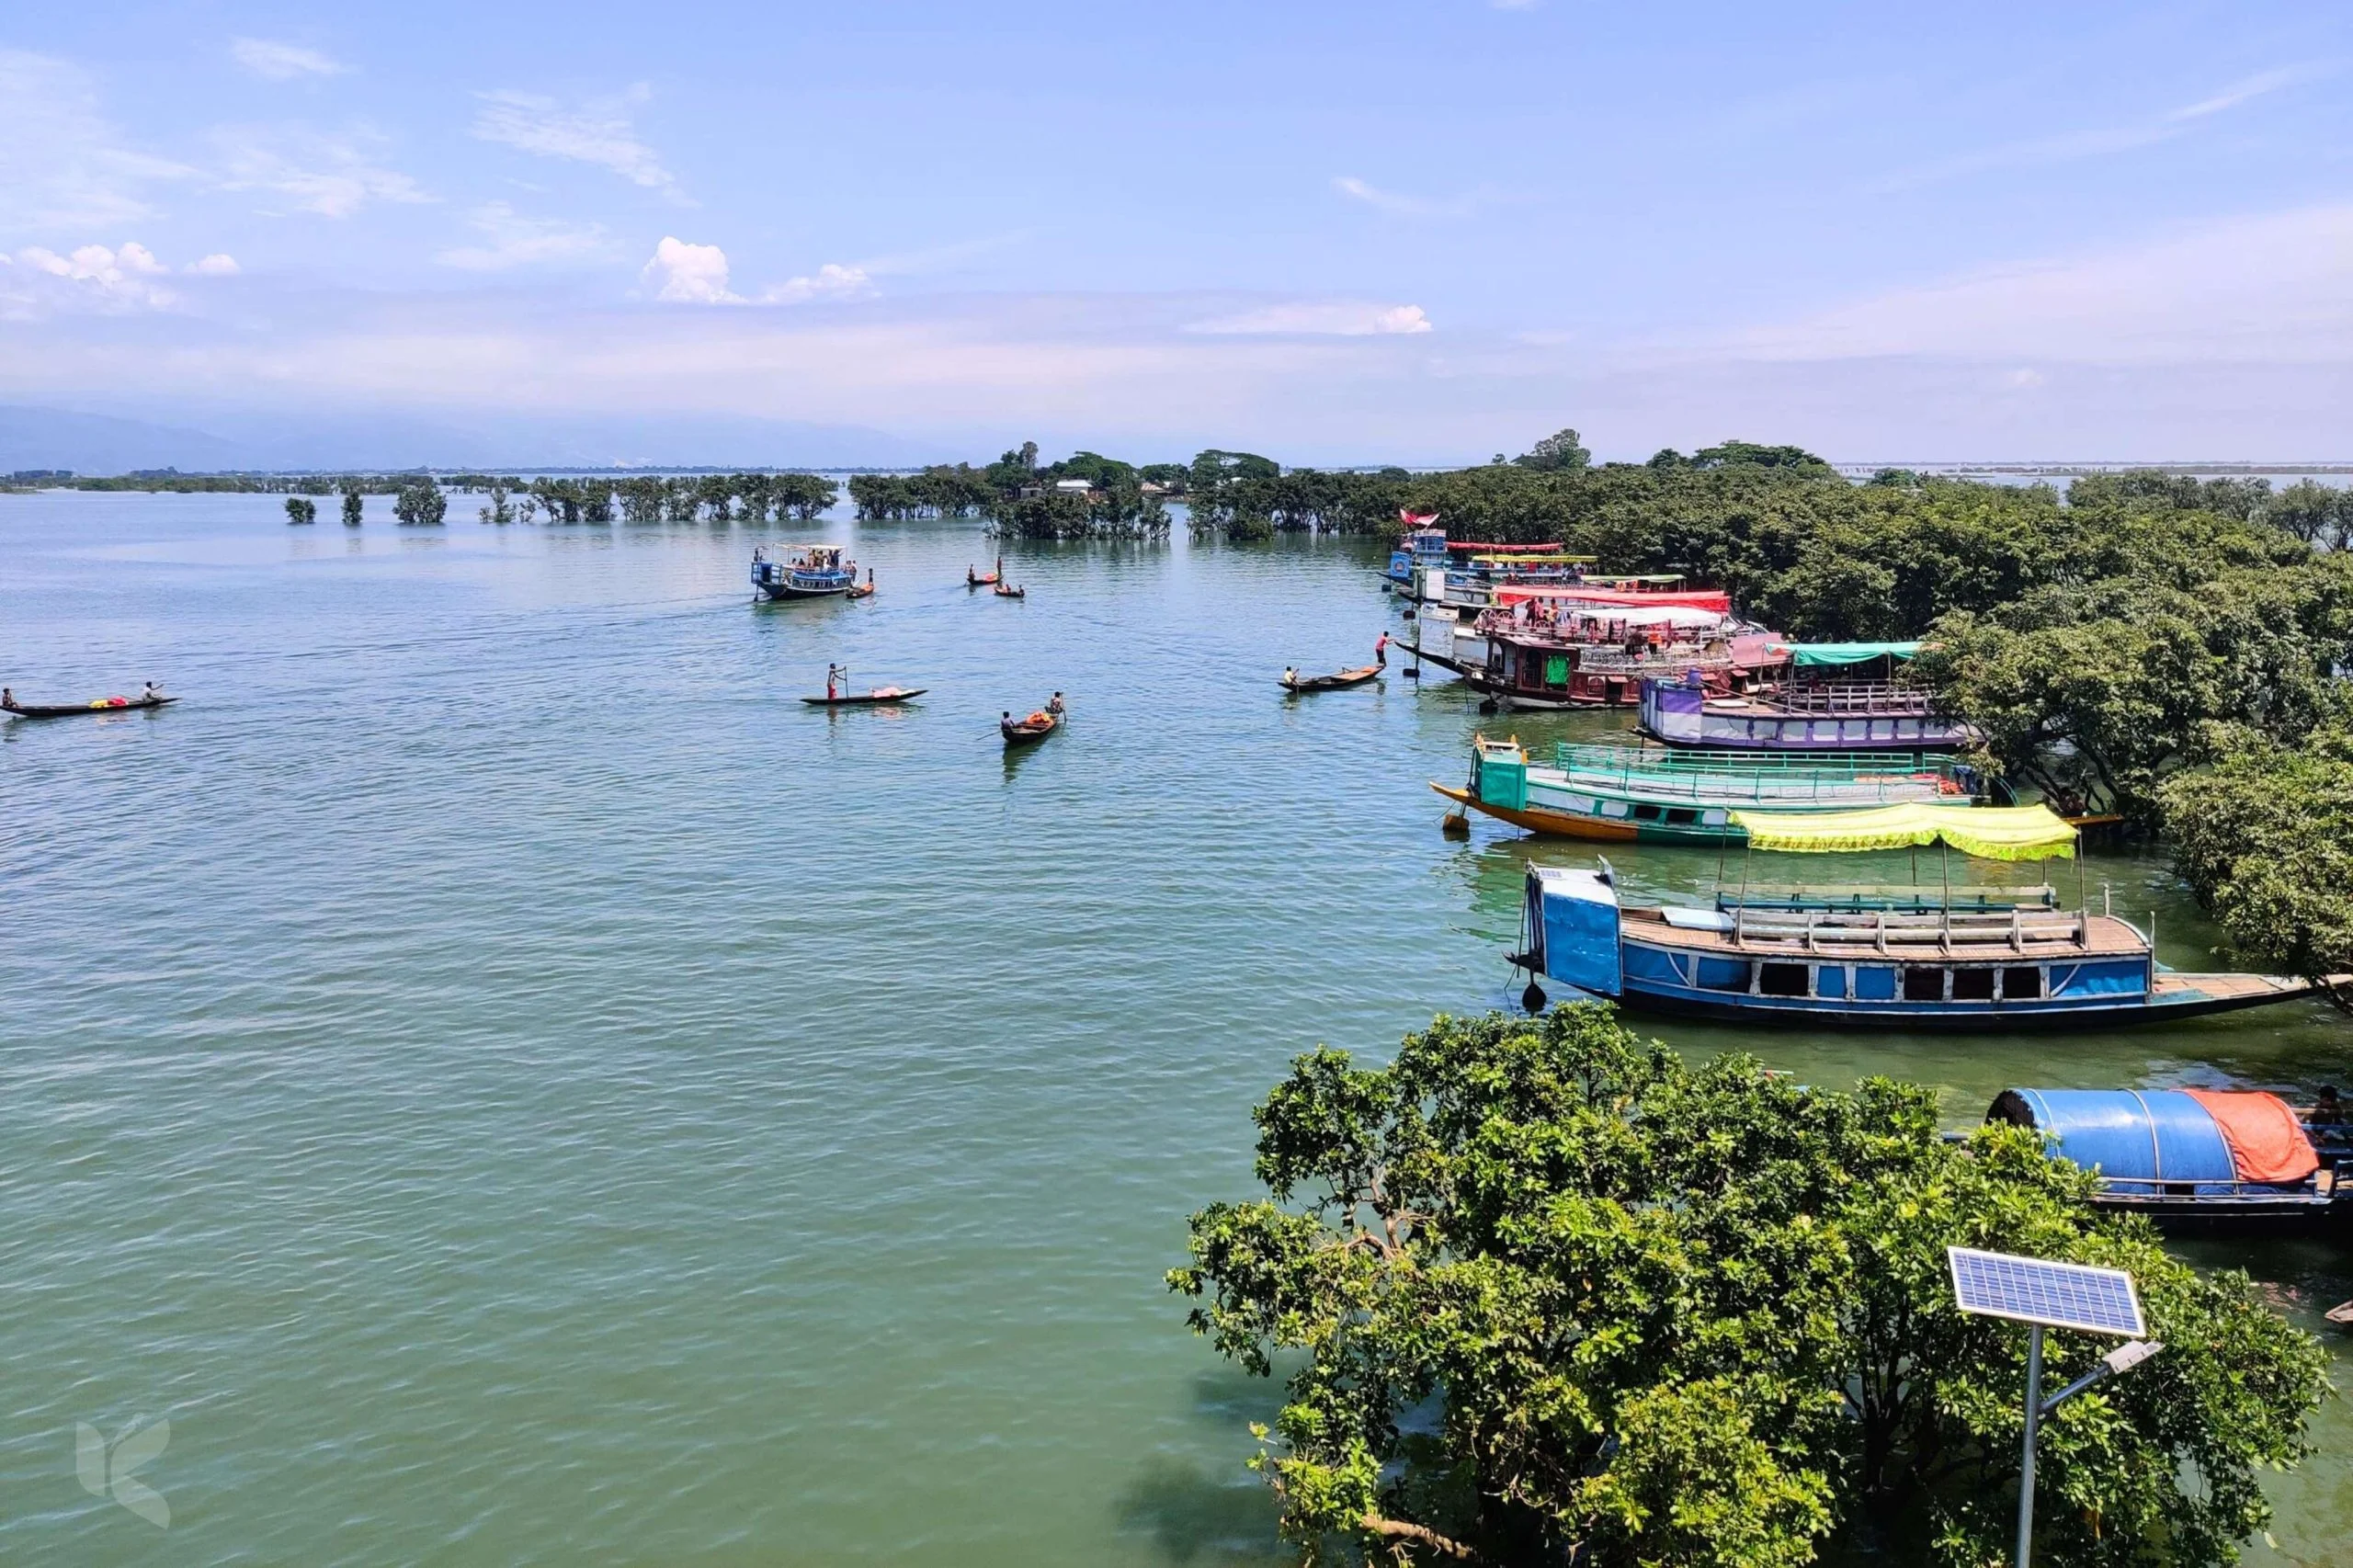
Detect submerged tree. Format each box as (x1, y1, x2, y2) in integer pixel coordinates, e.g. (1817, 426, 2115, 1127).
(283, 496, 316, 524)
(392, 479, 448, 526)
(340, 483, 364, 527)
(1173, 1005, 2327, 1567)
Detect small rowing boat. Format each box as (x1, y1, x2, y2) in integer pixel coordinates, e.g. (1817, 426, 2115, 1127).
(801, 687, 926, 706)
(967, 557, 1004, 588)
(993, 582, 1027, 599)
(3, 690, 177, 719)
(1281, 665, 1380, 693)
(1001, 708, 1061, 744)
(846, 569, 876, 600)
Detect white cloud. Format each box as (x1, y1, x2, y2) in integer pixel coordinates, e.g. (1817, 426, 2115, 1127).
(1332, 175, 1500, 220)
(0, 50, 198, 233)
(231, 39, 347, 81)
(1873, 63, 2325, 192)
(762, 264, 874, 304)
(472, 88, 684, 200)
(641, 236, 740, 303)
(1722, 205, 2353, 365)
(1189, 301, 1434, 335)
(185, 254, 240, 276)
(214, 127, 432, 218)
(437, 201, 612, 270)
(2, 242, 179, 312)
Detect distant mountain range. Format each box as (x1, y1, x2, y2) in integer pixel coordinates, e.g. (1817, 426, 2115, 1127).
(0, 404, 957, 476)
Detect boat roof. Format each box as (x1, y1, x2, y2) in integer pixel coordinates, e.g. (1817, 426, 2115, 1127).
(1725, 802, 2078, 861)
(1768, 640, 1926, 666)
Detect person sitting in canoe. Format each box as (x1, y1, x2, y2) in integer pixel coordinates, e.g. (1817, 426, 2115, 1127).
(142, 681, 165, 703)
(1047, 692, 1065, 715)
(1282, 666, 1297, 687)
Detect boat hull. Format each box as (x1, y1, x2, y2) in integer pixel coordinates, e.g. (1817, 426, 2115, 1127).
(4, 696, 177, 719)
(756, 580, 854, 599)
(1597, 977, 2318, 1030)
(1433, 783, 1645, 841)
(1641, 680, 1975, 750)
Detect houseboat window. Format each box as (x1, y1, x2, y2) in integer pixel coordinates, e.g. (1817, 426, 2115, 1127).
(1758, 962, 1809, 997)
(1901, 967, 1945, 1002)
(1696, 957, 1750, 993)
(1950, 968, 1995, 1002)
(1631, 803, 1662, 822)
(1815, 965, 1847, 999)
(1665, 807, 1699, 826)
(1853, 966, 1897, 1001)
(1543, 654, 1570, 686)
(2001, 967, 2042, 1000)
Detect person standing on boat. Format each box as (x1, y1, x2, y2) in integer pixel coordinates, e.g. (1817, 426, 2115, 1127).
(826, 664, 840, 700)
(1374, 632, 1389, 668)
(1047, 692, 1065, 715)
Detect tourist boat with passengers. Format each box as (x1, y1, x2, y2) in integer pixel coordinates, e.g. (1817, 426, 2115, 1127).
(1986, 1087, 2347, 1229)
(1431, 736, 1991, 843)
(1639, 642, 1979, 750)
(1511, 802, 2336, 1028)
(751, 545, 858, 599)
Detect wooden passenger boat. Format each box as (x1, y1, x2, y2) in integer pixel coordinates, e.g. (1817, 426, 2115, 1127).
(1426, 613, 1787, 709)
(967, 558, 1004, 588)
(1001, 709, 1061, 744)
(1510, 804, 2340, 1029)
(1431, 736, 1984, 843)
(752, 545, 858, 599)
(801, 687, 926, 706)
(3, 693, 177, 718)
(993, 582, 1027, 599)
(1986, 1088, 2346, 1229)
(1640, 646, 1977, 750)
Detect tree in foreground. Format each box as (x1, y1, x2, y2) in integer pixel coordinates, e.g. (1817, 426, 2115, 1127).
(1171, 1006, 2327, 1566)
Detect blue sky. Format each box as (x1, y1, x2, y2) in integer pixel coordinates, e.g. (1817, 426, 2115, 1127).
(3, 2, 2349, 463)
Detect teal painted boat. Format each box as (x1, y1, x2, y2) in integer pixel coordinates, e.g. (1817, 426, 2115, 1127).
(1433, 736, 1986, 843)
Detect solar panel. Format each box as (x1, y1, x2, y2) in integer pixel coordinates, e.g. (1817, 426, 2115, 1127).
(1947, 1246, 2146, 1336)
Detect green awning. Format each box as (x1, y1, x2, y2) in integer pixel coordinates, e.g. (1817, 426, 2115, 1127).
(1776, 641, 1925, 666)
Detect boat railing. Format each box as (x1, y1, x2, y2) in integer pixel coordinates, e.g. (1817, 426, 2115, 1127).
(1727, 903, 2089, 952)
(1553, 744, 1947, 778)
(1728, 883, 2058, 910)
(1756, 680, 1942, 715)
(1546, 744, 1962, 805)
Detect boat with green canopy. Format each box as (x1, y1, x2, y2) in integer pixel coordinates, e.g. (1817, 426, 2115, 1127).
(1640, 641, 1978, 750)
(1432, 737, 1995, 844)
(1511, 802, 2337, 1028)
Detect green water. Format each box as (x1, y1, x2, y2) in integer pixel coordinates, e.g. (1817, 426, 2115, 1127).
(2, 494, 2346, 1563)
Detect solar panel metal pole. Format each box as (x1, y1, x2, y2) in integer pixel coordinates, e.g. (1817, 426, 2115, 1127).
(2018, 1324, 2044, 1568)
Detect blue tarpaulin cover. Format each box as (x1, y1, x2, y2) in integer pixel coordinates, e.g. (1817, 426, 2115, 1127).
(2001, 1088, 2236, 1185)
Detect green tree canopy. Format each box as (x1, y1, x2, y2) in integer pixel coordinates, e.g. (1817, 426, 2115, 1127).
(1173, 1006, 2327, 1567)
(1515, 427, 1592, 473)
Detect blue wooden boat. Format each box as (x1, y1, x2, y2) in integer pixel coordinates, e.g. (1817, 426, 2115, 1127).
(752, 545, 858, 599)
(1988, 1087, 2347, 1228)
(1512, 803, 2334, 1029)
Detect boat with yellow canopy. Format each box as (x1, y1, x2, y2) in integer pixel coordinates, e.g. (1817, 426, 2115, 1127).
(1511, 803, 2337, 1028)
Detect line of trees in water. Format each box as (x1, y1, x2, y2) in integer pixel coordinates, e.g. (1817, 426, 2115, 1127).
(847, 442, 1184, 540)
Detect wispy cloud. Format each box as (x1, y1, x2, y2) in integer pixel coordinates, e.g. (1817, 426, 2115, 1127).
(230, 39, 347, 81)
(0, 51, 197, 234)
(1189, 301, 1433, 335)
(762, 264, 874, 305)
(472, 87, 685, 202)
(1332, 175, 1499, 220)
(436, 201, 612, 270)
(1872, 63, 2327, 192)
(1721, 204, 2353, 365)
(214, 126, 431, 218)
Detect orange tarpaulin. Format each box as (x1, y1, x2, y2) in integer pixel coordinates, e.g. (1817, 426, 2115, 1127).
(2182, 1089, 2320, 1184)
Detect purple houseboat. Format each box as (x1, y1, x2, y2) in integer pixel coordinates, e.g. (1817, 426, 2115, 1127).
(1640, 641, 1978, 750)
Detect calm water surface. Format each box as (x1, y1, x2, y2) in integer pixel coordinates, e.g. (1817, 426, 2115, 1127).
(3, 494, 2347, 1563)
